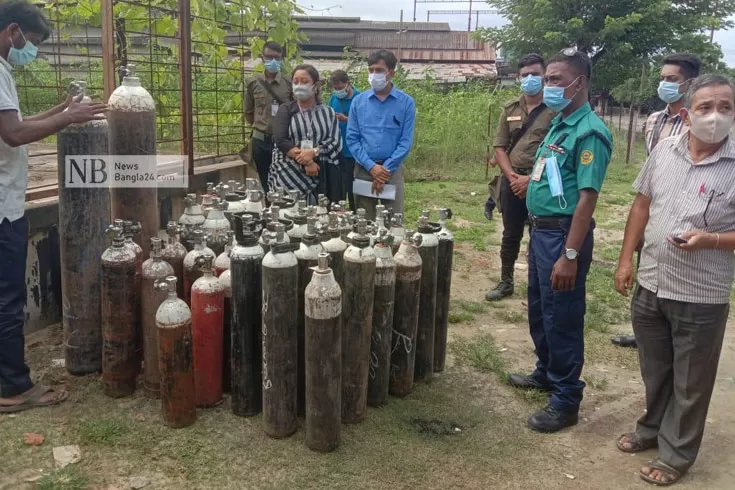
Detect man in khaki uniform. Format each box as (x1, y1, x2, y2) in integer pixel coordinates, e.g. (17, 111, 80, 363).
(245, 41, 292, 194)
(486, 53, 554, 301)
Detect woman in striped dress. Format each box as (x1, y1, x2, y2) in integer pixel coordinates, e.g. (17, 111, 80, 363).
(270, 64, 342, 204)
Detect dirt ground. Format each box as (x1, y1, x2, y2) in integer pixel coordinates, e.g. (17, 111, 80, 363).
(2, 178, 735, 489)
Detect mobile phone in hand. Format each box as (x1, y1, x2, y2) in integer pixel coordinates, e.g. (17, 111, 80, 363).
(671, 235, 688, 244)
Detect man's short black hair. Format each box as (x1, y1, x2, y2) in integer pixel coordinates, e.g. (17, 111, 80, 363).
(663, 53, 702, 80)
(367, 50, 397, 71)
(330, 69, 350, 85)
(548, 49, 592, 82)
(263, 41, 283, 55)
(518, 53, 545, 70)
(0, 0, 52, 42)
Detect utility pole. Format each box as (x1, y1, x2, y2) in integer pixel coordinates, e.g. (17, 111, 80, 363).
(467, 0, 472, 31)
(397, 9, 404, 69)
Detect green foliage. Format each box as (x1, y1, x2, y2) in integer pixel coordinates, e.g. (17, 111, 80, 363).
(477, 0, 735, 90)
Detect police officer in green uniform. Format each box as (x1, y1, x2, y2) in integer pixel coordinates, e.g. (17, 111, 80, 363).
(507, 49, 613, 433)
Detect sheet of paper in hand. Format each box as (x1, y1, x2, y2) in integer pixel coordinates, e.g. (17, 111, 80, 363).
(353, 179, 397, 200)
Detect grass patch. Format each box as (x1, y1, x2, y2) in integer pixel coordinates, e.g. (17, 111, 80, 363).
(77, 418, 128, 445)
(585, 263, 631, 333)
(38, 467, 88, 490)
(448, 300, 489, 323)
(584, 374, 610, 391)
(496, 310, 526, 324)
(450, 334, 508, 382)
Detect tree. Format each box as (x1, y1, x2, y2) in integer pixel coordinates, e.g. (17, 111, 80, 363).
(477, 0, 735, 89)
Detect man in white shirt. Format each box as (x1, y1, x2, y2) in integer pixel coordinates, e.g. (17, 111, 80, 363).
(0, 0, 106, 413)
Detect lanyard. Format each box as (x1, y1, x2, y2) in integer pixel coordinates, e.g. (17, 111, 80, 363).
(299, 106, 317, 141)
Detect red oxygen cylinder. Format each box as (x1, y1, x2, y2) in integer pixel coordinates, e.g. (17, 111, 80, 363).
(215, 230, 233, 277)
(183, 229, 214, 307)
(191, 253, 225, 407)
(219, 268, 232, 393)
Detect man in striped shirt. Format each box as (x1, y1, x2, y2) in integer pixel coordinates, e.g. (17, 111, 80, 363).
(613, 53, 701, 349)
(614, 75, 735, 486)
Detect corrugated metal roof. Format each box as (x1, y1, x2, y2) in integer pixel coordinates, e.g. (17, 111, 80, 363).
(354, 31, 486, 51)
(298, 19, 451, 32)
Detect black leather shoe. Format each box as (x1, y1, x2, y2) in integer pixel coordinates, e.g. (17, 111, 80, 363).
(485, 280, 514, 301)
(611, 335, 638, 348)
(508, 373, 552, 392)
(528, 405, 578, 433)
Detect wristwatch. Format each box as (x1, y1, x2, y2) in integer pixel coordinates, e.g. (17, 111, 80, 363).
(313, 146, 321, 157)
(564, 248, 579, 260)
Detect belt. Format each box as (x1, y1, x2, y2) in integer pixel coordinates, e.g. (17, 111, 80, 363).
(529, 215, 572, 230)
(252, 129, 272, 141)
(512, 167, 532, 176)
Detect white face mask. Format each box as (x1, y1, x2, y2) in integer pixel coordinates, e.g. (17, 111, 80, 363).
(688, 111, 735, 144)
(293, 84, 314, 101)
(368, 73, 388, 91)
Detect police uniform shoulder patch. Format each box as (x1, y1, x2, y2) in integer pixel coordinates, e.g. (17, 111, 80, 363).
(580, 150, 594, 166)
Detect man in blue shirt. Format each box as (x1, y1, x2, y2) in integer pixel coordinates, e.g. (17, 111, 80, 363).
(328, 69, 360, 209)
(347, 50, 416, 220)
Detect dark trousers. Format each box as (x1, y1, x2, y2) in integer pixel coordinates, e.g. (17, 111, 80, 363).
(326, 156, 355, 210)
(252, 137, 273, 194)
(527, 219, 594, 413)
(0, 216, 32, 398)
(499, 175, 529, 281)
(632, 287, 728, 471)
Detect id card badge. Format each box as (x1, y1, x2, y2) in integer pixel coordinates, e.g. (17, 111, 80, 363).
(531, 157, 546, 181)
(300, 140, 314, 150)
(271, 102, 279, 117)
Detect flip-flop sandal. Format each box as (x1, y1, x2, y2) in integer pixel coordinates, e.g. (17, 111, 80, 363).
(616, 432, 657, 453)
(0, 385, 69, 414)
(640, 459, 683, 486)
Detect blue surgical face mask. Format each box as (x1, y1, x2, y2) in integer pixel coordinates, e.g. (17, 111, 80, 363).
(369, 73, 388, 92)
(543, 77, 580, 112)
(521, 75, 543, 96)
(545, 156, 568, 210)
(8, 29, 37, 66)
(657, 81, 684, 104)
(264, 59, 281, 74)
(334, 88, 349, 99)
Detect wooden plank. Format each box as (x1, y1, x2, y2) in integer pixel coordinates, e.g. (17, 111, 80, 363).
(25, 185, 59, 202)
(101, 0, 116, 100)
(193, 159, 245, 175)
(178, 0, 195, 178)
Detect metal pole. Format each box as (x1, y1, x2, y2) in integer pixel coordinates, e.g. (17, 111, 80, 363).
(178, 0, 194, 178)
(467, 0, 472, 31)
(413, 0, 417, 22)
(475, 10, 479, 30)
(397, 10, 403, 69)
(427, 11, 430, 22)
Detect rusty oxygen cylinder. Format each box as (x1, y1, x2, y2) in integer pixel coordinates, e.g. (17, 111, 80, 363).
(415, 214, 439, 383)
(261, 224, 299, 438)
(141, 237, 175, 398)
(390, 230, 423, 397)
(155, 276, 197, 428)
(322, 212, 348, 287)
(305, 252, 342, 452)
(341, 219, 376, 424)
(108, 64, 158, 261)
(230, 213, 265, 416)
(179, 193, 205, 251)
(58, 81, 110, 375)
(368, 227, 396, 407)
(183, 229, 215, 306)
(434, 208, 455, 373)
(295, 217, 325, 416)
(390, 213, 405, 256)
(190, 253, 225, 407)
(120, 219, 143, 376)
(215, 230, 233, 277)
(161, 221, 187, 300)
(101, 225, 138, 397)
(218, 267, 232, 393)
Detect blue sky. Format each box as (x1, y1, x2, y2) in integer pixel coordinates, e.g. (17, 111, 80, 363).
(299, 1, 735, 67)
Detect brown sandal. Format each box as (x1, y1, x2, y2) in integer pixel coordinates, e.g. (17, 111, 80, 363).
(0, 385, 68, 414)
(640, 459, 683, 486)
(616, 432, 657, 453)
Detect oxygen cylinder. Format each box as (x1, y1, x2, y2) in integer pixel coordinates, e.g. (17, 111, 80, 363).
(183, 229, 215, 306)
(201, 183, 216, 216)
(179, 193, 205, 250)
(262, 224, 299, 438)
(322, 213, 348, 287)
(415, 214, 439, 383)
(390, 213, 405, 255)
(108, 64, 158, 262)
(223, 187, 246, 226)
(58, 81, 110, 375)
(215, 230, 233, 277)
(101, 225, 138, 397)
(390, 231, 423, 397)
(161, 221, 187, 300)
(368, 228, 396, 407)
(339, 213, 352, 243)
(141, 237, 175, 398)
(219, 268, 232, 393)
(191, 253, 225, 407)
(244, 189, 264, 214)
(121, 220, 143, 376)
(434, 208, 455, 373)
(341, 220, 376, 424)
(347, 208, 366, 245)
(230, 213, 265, 416)
(155, 276, 197, 428)
(305, 253, 342, 452)
(287, 201, 308, 245)
(295, 217, 324, 416)
(203, 197, 231, 257)
(316, 194, 329, 225)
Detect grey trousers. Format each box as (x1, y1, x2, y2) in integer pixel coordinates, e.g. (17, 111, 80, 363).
(353, 165, 405, 221)
(632, 286, 729, 471)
